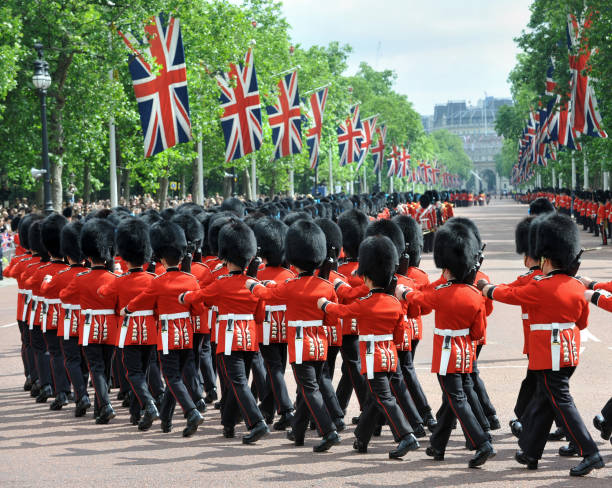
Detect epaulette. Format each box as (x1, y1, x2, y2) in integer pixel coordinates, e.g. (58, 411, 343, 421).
(534, 274, 551, 281)
(519, 269, 536, 278)
(358, 292, 373, 301)
(434, 282, 452, 290)
(56, 268, 71, 276)
(76, 270, 91, 277)
(217, 273, 232, 280)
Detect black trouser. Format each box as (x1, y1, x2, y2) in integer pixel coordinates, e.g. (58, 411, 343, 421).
(61, 336, 88, 401)
(44, 330, 70, 394)
(326, 345, 340, 381)
(292, 361, 336, 438)
(356, 372, 413, 445)
(183, 335, 204, 402)
(470, 344, 496, 417)
(30, 326, 52, 387)
(121, 346, 156, 416)
(601, 397, 612, 424)
(218, 352, 264, 429)
(199, 333, 217, 393)
(249, 351, 268, 402)
(515, 368, 537, 420)
(389, 367, 424, 428)
(336, 335, 367, 411)
(431, 373, 488, 452)
(319, 361, 344, 421)
(112, 351, 129, 394)
(18, 321, 31, 378)
(398, 349, 431, 417)
(84, 343, 115, 409)
(159, 349, 196, 421)
(259, 343, 293, 415)
(463, 372, 490, 431)
(147, 349, 165, 399)
(519, 368, 598, 459)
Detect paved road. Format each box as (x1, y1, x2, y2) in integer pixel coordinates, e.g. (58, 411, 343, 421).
(1, 199, 612, 487)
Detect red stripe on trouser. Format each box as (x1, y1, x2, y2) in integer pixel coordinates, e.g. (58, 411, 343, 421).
(265, 360, 281, 412)
(158, 354, 186, 414)
(292, 364, 323, 434)
(389, 378, 411, 425)
(368, 377, 401, 438)
(543, 373, 583, 456)
(346, 356, 363, 409)
(220, 355, 252, 427)
(83, 352, 100, 408)
(59, 339, 73, 388)
(42, 331, 57, 392)
(121, 349, 143, 408)
(439, 375, 477, 448)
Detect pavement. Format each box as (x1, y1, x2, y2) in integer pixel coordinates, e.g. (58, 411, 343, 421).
(1, 199, 612, 487)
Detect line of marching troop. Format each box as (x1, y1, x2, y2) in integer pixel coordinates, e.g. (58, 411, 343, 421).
(2, 196, 609, 476)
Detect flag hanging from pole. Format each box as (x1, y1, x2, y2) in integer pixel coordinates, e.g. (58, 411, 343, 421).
(267, 70, 302, 160)
(337, 105, 364, 166)
(356, 115, 378, 170)
(371, 125, 387, 174)
(118, 14, 192, 158)
(305, 86, 328, 170)
(216, 48, 263, 162)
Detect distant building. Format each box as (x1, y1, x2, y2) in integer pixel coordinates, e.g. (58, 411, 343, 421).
(422, 96, 513, 191)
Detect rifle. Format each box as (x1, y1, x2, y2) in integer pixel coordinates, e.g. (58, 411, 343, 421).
(397, 242, 410, 276)
(466, 243, 486, 284)
(385, 274, 398, 296)
(318, 246, 336, 280)
(246, 249, 262, 279)
(566, 248, 584, 277)
(146, 261, 157, 273)
(181, 252, 193, 273)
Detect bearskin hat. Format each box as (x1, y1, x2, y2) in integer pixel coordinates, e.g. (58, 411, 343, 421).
(515, 216, 534, 256)
(28, 220, 48, 258)
(150, 220, 187, 264)
(254, 217, 288, 267)
(285, 219, 326, 272)
(171, 213, 204, 253)
(41, 213, 68, 258)
(365, 219, 404, 257)
(19, 213, 43, 250)
(62, 207, 73, 219)
(314, 218, 342, 259)
(419, 193, 430, 209)
(283, 211, 312, 226)
(433, 223, 479, 284)
(115, 217, 152, 266)
(392, 214, 423, 267)
(207, 213, 234, 256)
(61, 221, 84, 263)
(218, 219, 257, 269)
(356, 235, 398, 288)
(221, 197, 246, 217)
(160, 208, 176, 220)
(10, 215, 20, 233)
(81, 218, 116, 264)
(337, 209, 368, 259)
(446, 217, 481, 246)
(529, 197, 555, 216)
(534, 213, 580, 268)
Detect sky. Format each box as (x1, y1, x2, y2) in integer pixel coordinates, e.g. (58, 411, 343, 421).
(277, 0, 533, 115)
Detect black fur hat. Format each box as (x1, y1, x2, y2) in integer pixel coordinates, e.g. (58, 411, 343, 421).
(365, 219, 404, 257)
(61, 221, 84, 263)
(392, 215, 423, 267)
(357, 236, 398, 288)
(535, 213, 580, 268)
(447, 217, 481, 246)
(283, 211, 312, 226)
(18, 213, 43, 250)
(529, 197, 555, 216)
(150, 220, 187, 264)
(221, 197, 246, 217)
(285, 219, 326, 272)
(116, 217, 152, 266)
(81, 218, 116, 264)
(218, 219, 257, 269)
(10, 215, 20, 232)
(254, 217, 288, 267)
(171, 213, 204, 253)
(419, 193, 431, 208)
(41, 213, 68, 258)
(433, 223, 479, 284)
(337, 209, 369, 259)
(208, 213, 234, 256)
(29, 220, 48, 258)
(160, 208, 176, 220)
(515, 216, 534, 256)
(314, 218, 342, 259)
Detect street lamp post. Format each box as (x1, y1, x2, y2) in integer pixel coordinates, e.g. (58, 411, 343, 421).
(32, 42, 53, 214)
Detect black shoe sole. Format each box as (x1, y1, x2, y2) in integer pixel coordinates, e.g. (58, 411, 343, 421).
(243, 426, 269, 444)
(469, 449, 496, 468)
(570, 459, 605, 477)
(182, 416, 204, 437)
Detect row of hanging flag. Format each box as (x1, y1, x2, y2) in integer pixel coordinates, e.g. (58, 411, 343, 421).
(118, 13, 462, 186)
(512, 9, 608, 185)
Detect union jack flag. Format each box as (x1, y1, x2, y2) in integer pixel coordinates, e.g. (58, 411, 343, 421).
(119, 14, 192, 158)
(267, 71, 302, 160)
(371, 125, 386, 174)
(356, 115, 378, 170)
(304, 86, 328, 170)
(216, 48, 263, 162)
(337, 105, 364, 166)
(396, 146, 409, 177)
(386, 158, 396, 178)
(545, 57, 556, 96)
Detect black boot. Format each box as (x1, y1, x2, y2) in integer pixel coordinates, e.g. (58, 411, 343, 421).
(161, 419, 172, 433)
(515, 450, 538, 470)
(569, 453, 605, 476)
(509, 418, 522, 438)
(547, 427, 565, 441)
(313, 431, 340, 452)
(353, 439, 367, 453)
(468, 441, 496, 468)
(242, 419, 269, 444)
(559, 442, 579, 457)
(95, 404, 116, 424)
(413, 423, 427, 438)
(121, 391, 132, 408)
(24, 376, 33, 391)
(423, 411, 437, 432)
(204, 388, 218, 404)
(30, 380, 41, 398)
(182, 408, 204, 437)
(273, 410, 295, 431)
(36, 384, 53, 403)
(130, 412, 141, 425)
(425, 445, 444, 461)
(195, 398, 207, 413)
(74, 395, 91, 417)
(487, 414, 501, 430)
(286, 429, 304, 446)
(593, 414, 611, 440)
(223, 426, 235, 438)
(334, 418, 346, 432)
(49, 391, 69, 411)
(138, 401, 160, 431)
(389, 434, 419, 459)
(351, 415, 360, 425)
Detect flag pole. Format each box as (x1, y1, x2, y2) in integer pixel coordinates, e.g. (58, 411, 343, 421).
(109, 32, 118, 207)
(289, 156, 295, 198)
(196, 134, 204, 204)
(251, 153, 257, 201)
(328, 139, 334, 195)
(303, 82, 331, 96)
(271, 65, 300, 78)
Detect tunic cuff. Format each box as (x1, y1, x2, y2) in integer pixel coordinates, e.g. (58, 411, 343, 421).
(591, 291, 601, 305)
(486, 285, 496, 300)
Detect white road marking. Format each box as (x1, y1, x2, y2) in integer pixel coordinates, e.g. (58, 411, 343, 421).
(0, 322, 17, 328)
(580, 329, 601, 342)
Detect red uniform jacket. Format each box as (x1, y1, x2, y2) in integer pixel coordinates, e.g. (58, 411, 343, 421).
(258, 265, 295, 344)
(36, 260, 69, 332)
(489, 272, 588, 370)
(250, 273, 337, 364)
(323, 290, 403, 375)
(60, 266, 118, 345)
(190, 261, 214, 334)
(47, 264, 86, 339)
(337, 260, 360, 335)
(184, 271, 263, 355)
(3, 250, 28, 278)
(127, 268, 202, 352)
(13, 255, 40, 322)
(591, 281, 612, 312)
(97, 268, 157, 346)
(403, 282, 485, 374)
(404, 266, 431, 341)
(23, 260, 54, 328)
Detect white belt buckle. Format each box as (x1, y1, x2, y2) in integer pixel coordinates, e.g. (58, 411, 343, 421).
(551, 323, 561, 371)
(224, 314, 235, 356)
(439, 335, 452, 376)
(161, 319, 169, 355)
(365, 334, 375, 379)
(82, 313, 91, 347)
(118, 316, 129, 349)
(294, 323, 304, 364)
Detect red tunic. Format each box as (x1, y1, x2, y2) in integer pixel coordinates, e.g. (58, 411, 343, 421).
(13, 255, 40, 322)
(404, 266, 431, 341)
(23, 261, 54, 328)
(337, 261, 360, 335)
(190, 261, 214, 334)
(47, 265, 86, 339)
(36, 260, 69, 332)
(258, 265, 295, 344)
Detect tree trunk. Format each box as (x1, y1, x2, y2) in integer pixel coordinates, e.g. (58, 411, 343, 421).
(222, 175, 232, 199)
(243, 168, 253, 200)
(181, 172, 186, 200)
(83, 162, 91, 204)
(158, 176, 169, 210)
(122, 168, 130, 203)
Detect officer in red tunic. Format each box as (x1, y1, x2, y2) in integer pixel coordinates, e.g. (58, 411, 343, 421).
(319, 235, 420, 459)
(397, 223, 496, 468)
(181, 219, 269, 444)
(97, 217, 160, 430)
(60, 218, 118, 424)
(246, 219, 341, 452)
(124, 220, 204, 437)
(480, 213, 603, 476)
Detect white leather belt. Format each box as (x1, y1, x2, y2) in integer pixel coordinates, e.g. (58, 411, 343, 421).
(18, 289, 29, 294)
(360, 334, 394, 379)
(63, 304, 80, 310)
(84, 309, 115, 315)
(218, 314, 254, 356)
(521, 313, 529, 320)
(130, 310, 154, 317)
(529, 323, 574, 331)
(265, 305, 286, 312)
(289, 320, 323, 364)
(434, 328, 470, 337)
(288, 320, 323, 327)
(435, 328, 470, 375)
(218, 314, 254, 321)
(359, 334, 393, 342)
(159, 312, 190, 321)
(530, 323, 575, 371)
(45, 299, 62, 305)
